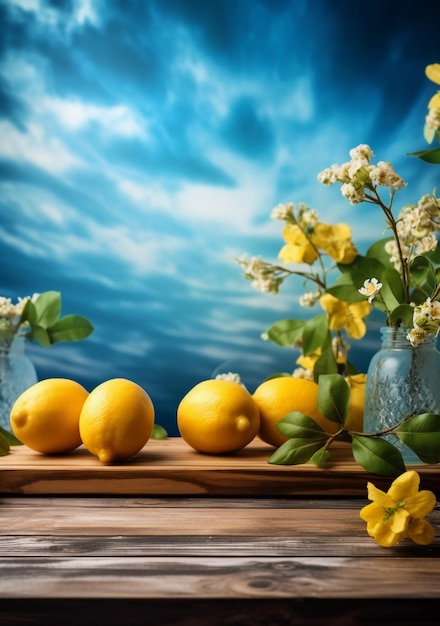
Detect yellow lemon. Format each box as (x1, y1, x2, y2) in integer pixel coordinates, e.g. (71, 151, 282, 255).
(79, 378, 154, 464)
(253, 376, 339, 447)
(345, 373, 367, 432)
(177, 379, 260, 454)
(10, 378, 88, 454)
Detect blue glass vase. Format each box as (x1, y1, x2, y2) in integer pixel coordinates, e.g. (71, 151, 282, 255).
(364, 326, 440, 463)
(0, 331, 38, 432)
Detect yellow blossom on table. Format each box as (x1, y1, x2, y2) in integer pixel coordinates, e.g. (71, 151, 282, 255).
(278, 224, 318, 265)
(360, 471, 436, 548)
(312, 222, 358, 263)
(319, 293, 370, 339)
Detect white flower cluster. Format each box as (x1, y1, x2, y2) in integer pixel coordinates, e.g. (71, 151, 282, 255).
(407, 298, 440, 346)
(426, 107, 440, 131)
(0, 294, 38, 320)
(0, 294, 39, 338)
(299, 290, 322, 308)
(236, 255, 284, 294)
(215, 371, 244, 386)
(271, 201, 319, 232)
(317, 144, 406, 205)
(384, 194, 440, 271)
(292, 367, 315, 381)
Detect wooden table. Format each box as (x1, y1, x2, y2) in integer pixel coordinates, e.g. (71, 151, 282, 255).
(1, 438, 440, 625)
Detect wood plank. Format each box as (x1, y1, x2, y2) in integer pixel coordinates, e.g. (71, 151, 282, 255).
(0, 437, 438, 496)
(2, 534, 440, 558)
(1, 555, 440, 599)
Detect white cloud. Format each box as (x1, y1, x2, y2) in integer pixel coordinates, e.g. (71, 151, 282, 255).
(0, 120, 80, 173)
(7, 0, 102, 31)
(44, 98, 147, 137)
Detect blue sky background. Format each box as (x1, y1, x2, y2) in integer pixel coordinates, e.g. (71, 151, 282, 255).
(1, 0, 440, 435)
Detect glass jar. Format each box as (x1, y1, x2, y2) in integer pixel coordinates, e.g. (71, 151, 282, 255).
(364, 326, 440, 463)
(0, 331, 38, 432)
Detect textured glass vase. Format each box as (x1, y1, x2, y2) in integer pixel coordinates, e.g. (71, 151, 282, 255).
(0, 331, 38, 432)
(364, 326, 440, 463)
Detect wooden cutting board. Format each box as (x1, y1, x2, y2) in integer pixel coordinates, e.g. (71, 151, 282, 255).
(0, 438, 438, 496)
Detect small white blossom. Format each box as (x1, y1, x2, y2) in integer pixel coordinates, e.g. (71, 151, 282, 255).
(349, 144, 374, 162)
(271, 202, 294, 221)
(358, 278, 382, 303)
(341, 182, 365, 205)
(251, 276, 283, 294)
(426, 107, 440, 130)
(369, 161, 406, 189)
(299, 290, 321, 308)
(215, 372, 244, 385)
(416, 234, 438, 254)
(292, 367, 314, 381)
(407, 327, 429, 347)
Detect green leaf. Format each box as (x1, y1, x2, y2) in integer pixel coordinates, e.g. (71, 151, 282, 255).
(389, 304, 414, 328)
(49, 315, 94, 344)
(408, 147, 440, 164)
(19, 299, 37, 328)
(309, 446, 332, 467)
(351, 435, 406, 476)
(316, 373, 349, 425)
(269, 437, 328, 465)
(326, 282, 366, 303)
(151, 423, 168, 440)
(33, 291, 62, 328)
(410, 255, 437, 295)
(313, 345, 339, 380)
(395, 413, 440, 464)
(379, 267, 406, 312)
(276, 411, 327, 438)
(0, 425, 22, 446)
(0, 431, 10, 456)
(366, 239, 394, 268)
(30, 325, 52, 347)
(302, 314, 328, 356)
(265, 319, 305, 347)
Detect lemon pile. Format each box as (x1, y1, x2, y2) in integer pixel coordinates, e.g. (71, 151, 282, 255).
(10, 371, 366, 461)
(10, 377, 155, 463)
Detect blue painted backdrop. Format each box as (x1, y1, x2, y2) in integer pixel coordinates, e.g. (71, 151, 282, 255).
(1, 0, 440, 434)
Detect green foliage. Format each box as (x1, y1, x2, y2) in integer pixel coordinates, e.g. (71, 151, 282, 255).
(0, 431, 9, 456)
(151, 424, 168, 440)
(395, 413, 440, 464)
(20, 291, 94, 347)
(317, 374, 349, 425)
(264, 318, 305, 347)
(408, 147, 440, 163)
(0, 426, 22, 456)
(351, 435, 406, 476)
(267, 373, 440, 476)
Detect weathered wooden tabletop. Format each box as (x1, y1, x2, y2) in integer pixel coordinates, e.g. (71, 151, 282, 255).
(1, 438, 439, 625)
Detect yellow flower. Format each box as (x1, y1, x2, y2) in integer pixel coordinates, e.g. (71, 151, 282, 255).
(426, 63, 440, 86)
(296, 348, 321, 371)
(278, 224, 318, 265)
(312, 222, 358, 264)
(360, 471, 436, 548)
(319, 293, 370, 339)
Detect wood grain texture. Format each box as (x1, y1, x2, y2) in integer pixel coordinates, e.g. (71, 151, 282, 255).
(1, 554, 440, 599)
(1, 437, 439, 496)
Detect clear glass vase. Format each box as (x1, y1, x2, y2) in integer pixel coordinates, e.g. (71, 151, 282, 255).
(0, 331, 38, 432)
(364, 326, 440, 463)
